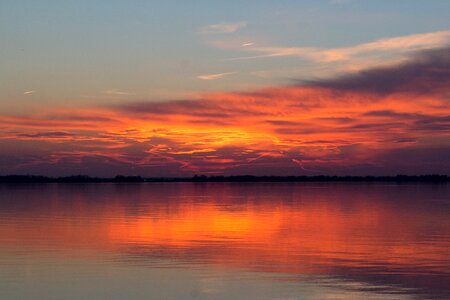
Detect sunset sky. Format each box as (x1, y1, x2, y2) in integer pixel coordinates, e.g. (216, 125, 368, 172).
(1, 0, 449, 176)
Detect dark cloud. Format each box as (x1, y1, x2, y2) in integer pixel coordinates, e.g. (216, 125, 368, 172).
(46, 115, 119, 123)
(266, 120, 311, 126)
(363, 110, 450, 133)
(373, 146, 450, 175)
(363, 110, 425, 119)
(307, 47, 450, 95)
(16, 131, 73, 138)
(346, 122, 404, 131)
(116, 100, 231, 118)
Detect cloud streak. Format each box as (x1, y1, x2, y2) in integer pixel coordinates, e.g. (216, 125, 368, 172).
(197, 72, 236, 80)
(102, 89, 135, 96)
(200, 22, 247, 34)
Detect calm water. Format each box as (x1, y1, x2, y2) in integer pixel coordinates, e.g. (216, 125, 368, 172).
(0, 183, 449, 299)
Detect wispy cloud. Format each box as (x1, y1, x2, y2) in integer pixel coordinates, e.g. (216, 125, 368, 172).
(200, 22, 247, 34)
(228, 30, 450, 63)
(102, 89, 135, 96)
(23, 90, 35, 95)
(197, 72, 236, 81)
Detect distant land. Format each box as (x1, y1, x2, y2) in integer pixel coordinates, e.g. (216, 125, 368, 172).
(0, 175, 448, 183)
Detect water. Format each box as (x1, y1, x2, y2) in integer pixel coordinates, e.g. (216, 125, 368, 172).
(0, 183, 449, 299)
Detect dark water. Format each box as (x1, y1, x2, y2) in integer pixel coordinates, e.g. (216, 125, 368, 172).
(0, 183, 449, 299)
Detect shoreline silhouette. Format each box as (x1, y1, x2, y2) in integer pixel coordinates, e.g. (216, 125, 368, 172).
(0, 174, 448, 183)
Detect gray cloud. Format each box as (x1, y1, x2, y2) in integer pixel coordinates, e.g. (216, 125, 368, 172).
(306, 47, 450, 95)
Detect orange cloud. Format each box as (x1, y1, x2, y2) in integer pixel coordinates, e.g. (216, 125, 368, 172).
(0, 47, 449, 176)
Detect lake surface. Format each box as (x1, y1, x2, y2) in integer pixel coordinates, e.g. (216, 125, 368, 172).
(0, 183, 449, 299)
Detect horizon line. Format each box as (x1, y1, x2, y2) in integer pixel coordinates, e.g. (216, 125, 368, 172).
(1, 174, 448, 183)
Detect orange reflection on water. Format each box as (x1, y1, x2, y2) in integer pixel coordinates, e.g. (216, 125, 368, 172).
(107, 198, 449, 274)
(0, 184, 449, 286)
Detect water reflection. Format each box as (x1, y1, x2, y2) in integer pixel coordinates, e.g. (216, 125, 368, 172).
(0, 183, 449, 299)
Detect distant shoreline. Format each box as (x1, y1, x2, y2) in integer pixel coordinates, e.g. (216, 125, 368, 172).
(0, 175, 448, 183)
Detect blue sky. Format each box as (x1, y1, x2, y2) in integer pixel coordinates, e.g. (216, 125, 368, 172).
(1, 0, 449, 111)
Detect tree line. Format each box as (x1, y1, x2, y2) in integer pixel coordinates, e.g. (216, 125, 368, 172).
(0, 174, 448, 183)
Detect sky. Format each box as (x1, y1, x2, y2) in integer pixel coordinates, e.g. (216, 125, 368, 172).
(0, 0, 449, 176)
